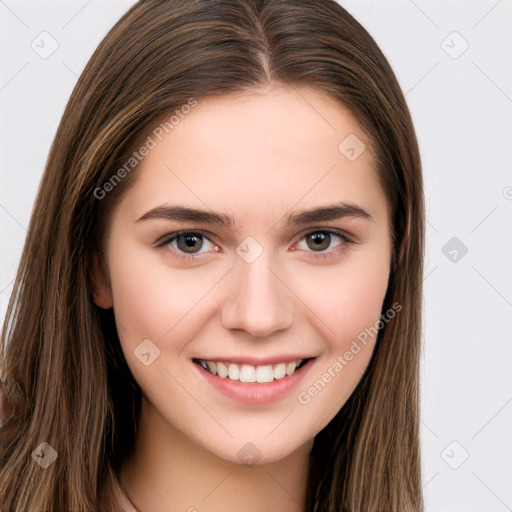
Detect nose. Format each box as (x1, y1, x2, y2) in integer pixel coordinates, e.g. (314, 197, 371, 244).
(221, 254, 294, 338)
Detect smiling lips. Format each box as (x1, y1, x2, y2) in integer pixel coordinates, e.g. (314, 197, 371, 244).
(194, 356, 315, 405)
(194, 358, 309, 383)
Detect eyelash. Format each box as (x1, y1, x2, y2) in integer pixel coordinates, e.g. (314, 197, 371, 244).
(154, 229, 354, 262)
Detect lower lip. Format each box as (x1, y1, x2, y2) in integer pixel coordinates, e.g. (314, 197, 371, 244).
(195, 359, 315, 405)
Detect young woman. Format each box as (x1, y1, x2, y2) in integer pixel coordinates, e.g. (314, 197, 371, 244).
(0, 1, 424, 510)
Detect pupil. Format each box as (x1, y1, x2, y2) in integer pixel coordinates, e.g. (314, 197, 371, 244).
(178, 234, 203, 253)
(307, 232, 330, 251)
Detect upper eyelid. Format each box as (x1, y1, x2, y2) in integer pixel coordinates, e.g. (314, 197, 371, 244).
(153, 229, 214, 247)
(295, 227, 352, 241)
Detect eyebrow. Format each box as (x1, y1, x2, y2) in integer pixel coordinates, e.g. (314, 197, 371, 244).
(136, 202, 373, 228)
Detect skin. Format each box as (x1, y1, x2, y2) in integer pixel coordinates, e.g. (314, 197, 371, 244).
(92, 85, 392, 512)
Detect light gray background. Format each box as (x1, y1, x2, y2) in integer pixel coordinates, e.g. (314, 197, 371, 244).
(1, 1, 511, 510)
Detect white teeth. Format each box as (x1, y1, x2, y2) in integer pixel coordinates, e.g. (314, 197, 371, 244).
(198, 359, 305, 382)
(228, 363, 240, 380)
(239, 364, 256, 383)
(272, 363, 286, 379)
(286, 361, 297, 376)
(256, 365, 274, 383)
(216, 362, 228, 378)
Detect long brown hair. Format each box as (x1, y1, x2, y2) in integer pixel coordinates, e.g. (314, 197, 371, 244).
(0, 1, 424, 510)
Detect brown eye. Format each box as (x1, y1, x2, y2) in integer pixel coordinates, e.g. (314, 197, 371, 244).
(156, 230, 216, 260)
(305, 231, 332, 251)
(176, 233, 204, 253)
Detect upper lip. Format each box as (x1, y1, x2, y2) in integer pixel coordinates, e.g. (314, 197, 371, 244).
(193, 355, 315, 366)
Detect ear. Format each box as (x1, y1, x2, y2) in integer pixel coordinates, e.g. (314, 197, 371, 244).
(89, 249, 113, 309)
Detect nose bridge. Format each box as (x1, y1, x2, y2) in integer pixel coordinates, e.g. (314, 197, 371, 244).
(221, 247, 294, 337)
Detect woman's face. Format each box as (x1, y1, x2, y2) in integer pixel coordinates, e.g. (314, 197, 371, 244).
(95, 86, 392, 464)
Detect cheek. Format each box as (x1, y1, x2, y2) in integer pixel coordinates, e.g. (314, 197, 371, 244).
(108, 254, 172, 340)
(109, 239, 205, 378)
(293, 248, 390, 347)
(105, 246, 229, 397)
(106, 241, 224, 353)
(292, 248, 390, 420)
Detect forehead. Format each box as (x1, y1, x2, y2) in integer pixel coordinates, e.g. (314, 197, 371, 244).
(122, 86, 387, 226)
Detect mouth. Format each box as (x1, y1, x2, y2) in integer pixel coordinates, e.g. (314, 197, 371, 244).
(193, 356, 315, 405)
(193, 358, 311, 383)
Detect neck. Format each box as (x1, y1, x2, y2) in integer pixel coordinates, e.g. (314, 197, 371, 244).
(118, 397, 310, 512)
